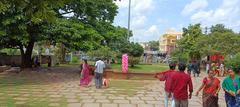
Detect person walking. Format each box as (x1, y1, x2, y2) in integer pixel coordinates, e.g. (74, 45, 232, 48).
(220, 63, 225, 76)
(187, 61, 192, 75)
(170, 63, 193, 107)
(80, 59, 92, 87)
(94, 58, 106, 89)
(195, 70, 220, 107)
(192, 61, 199, 77)
(222, 68, 240, 107)
(206, 62, 210, 74)
(155, 62, 176, 107)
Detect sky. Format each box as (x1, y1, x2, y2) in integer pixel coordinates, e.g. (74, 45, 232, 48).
(113, 0, 240, 42)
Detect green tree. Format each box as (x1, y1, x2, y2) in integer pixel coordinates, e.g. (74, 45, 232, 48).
(87, 46, 116, 61)
(177, 24, 203, 61)
(120, 42, 144, 57)
(225, 53, 240, 72)
(198, 24, 240, 57)
(119, 42, 144, 67)
(148, 41, 159, 51)
(0, 0, 65, 67)
(0, 0, 119, 67)
(210, 24, 233, 33)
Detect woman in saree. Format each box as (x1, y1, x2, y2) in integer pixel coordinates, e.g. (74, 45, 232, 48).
(195, 70, 220, 107)
(80, 59, 92, 87)
(222, 68, 240, 107)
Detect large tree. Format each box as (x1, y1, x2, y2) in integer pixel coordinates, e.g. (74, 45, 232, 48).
(177, 24, 203, 61)
(174, 24, 240, 62)
(198, 24, 240, 57)
(0, 0, 119, 67)
(0, 0, 65, 67)
(148, 41, 159, 51)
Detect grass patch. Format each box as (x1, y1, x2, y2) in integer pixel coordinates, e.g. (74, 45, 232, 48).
(108, 79, 143, 96)
(111, 63, 168, 73)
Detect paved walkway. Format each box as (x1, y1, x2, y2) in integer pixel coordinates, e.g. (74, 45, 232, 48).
(0, 67, 226, 107)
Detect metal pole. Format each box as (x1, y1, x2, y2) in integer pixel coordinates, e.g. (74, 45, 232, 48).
(127, 0, 131, 41)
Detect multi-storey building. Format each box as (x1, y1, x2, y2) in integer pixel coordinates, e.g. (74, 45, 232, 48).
(159, 29, 182, 54)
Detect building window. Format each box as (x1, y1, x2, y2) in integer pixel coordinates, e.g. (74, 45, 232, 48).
(171, 40, 176, 43)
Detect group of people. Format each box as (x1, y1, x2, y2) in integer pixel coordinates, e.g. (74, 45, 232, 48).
(79, 58, 109, 89)
(156, 62, 240, 107)
(206, 62, 226, 77)
(187, 61, 200, 77)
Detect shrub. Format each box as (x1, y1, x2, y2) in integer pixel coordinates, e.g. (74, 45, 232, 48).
(71, 56, 79, 64)
(128, 56, 140, 67)
(225, 53, 240, 72)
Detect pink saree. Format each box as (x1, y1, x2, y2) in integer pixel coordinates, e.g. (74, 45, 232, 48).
(80, 64, 92, 86)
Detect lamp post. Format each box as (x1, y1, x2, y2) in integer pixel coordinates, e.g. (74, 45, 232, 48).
(115, 0, 131, 41)
(127, 0, 131, 41)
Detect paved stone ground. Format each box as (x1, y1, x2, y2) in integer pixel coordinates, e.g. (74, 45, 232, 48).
(0, 67, 226, 107)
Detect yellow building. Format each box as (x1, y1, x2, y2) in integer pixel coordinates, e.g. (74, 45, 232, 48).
(159, 29, 182, 54)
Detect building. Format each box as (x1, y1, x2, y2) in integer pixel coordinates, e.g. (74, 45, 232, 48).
(159, 29, 182, 54)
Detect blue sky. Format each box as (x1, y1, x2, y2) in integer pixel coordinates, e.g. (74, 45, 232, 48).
(113, 0, 240, 42)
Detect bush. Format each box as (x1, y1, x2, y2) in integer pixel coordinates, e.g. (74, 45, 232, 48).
(71, 56, 79, 63)
(129, 56, 140, 67)
(171, 50, 189, 63)
(225, 53, 240, 72)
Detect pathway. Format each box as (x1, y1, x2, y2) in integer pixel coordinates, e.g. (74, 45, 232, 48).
(0, 67, 226, 107)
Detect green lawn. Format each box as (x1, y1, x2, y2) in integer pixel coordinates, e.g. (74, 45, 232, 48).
(111, 63, 168, 73)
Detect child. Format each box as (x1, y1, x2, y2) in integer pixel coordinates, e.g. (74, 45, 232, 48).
(102, 73, 109, 88)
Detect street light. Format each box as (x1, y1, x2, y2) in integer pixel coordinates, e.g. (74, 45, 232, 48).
(127, 0, 131, 41)
(115, 0, 131, 41)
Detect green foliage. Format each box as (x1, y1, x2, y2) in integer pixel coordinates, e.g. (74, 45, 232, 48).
(225, 53, 240, 72)
(87, 46, 117, 60)
(171, 49, 189, 63)
(128, 56, 140, 67)
(177, 24, 203, 60)
(210, 24, 233, 33)
(148, 41, 159, 51)
(120, 42, 144, 57)
(0, 48, 20, 55)
(71, 56, 79, 64)
(198, 27, 240, 56)
(60, 0, 118, 23)
(44, 18, 103, 51)
(175, 23, 240, 62)
(0, 0, 120, 67)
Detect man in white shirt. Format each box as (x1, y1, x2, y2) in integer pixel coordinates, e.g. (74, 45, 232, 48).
(95, 58, 106, 89)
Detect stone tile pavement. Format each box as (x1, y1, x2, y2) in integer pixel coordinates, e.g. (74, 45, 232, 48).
(0, 67, 226, 107)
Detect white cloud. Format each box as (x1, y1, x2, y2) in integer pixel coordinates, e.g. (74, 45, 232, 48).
(190, 0, 240, 31)
(133, 25, 160, 42)
(133, 0, 154, 15)
(181, 0, 208, 15)
(114, 0, 158, 42)
(131, 15, 147, 29)
(114, 0, 129, 8)
(147, 25, 159, 34)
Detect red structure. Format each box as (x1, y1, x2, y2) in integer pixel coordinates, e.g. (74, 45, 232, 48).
(210, 52, 224, 62)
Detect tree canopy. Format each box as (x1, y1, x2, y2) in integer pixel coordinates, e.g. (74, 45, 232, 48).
(148, 41, 159, 51)
(0, 0, 125, 67)
(174, 23, 240, 62)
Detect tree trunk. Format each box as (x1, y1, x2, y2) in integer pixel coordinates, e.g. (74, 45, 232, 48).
(60, 43, 66, 63)
(20, 41, 35, 68)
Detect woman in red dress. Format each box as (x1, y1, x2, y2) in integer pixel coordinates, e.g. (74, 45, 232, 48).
(80, 60, 92, 87)
(196, 70, 220, 107)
